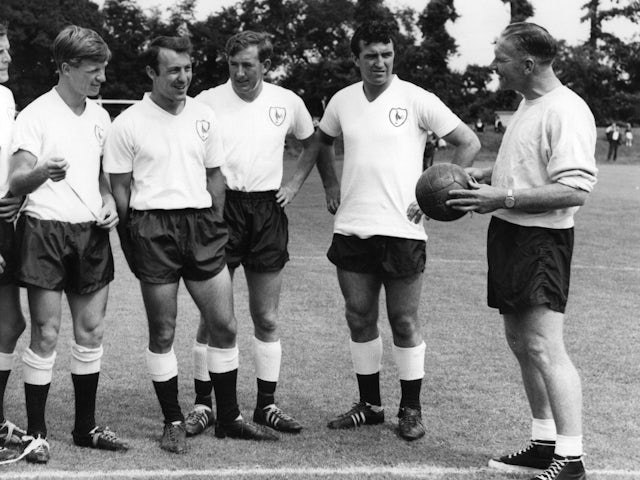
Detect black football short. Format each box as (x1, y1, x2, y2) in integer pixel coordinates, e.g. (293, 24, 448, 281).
(487, 216, 573, 314)
(16, 215, 114, 294)
(224, 190, 289, 272)
(128, 207, 227, 284)
(0, 220, 18, 285)
(327, 234, 426, 278)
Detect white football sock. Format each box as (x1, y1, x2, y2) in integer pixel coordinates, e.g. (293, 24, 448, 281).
(392, 342, 425, 380)
(146, 348, 178, 382)
(22, 348, 56, 385)
(253, 337, 281, 382)
(555, 434, 583, 457)
(206, 345, 239, 374)
(192, 341, 209, 382)
(71, 343, 103, 375)
(349, 337, 382, 375)
(531, 417, 557, 441)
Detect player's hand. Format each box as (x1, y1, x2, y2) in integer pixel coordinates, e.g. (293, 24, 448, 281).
(325, 184, 340, 215)
(464, 167, 491, 185)
(96, 197, 119, 231)
(406, 201, 425, 223)
(0, 195, 25, 222)
(45, 157, 69, 182)
(275, 183, 298, 208)
(447, 180, 504, 214)
(0, 252, 5, 274)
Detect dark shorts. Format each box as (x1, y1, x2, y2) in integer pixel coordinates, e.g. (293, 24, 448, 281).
(16, 216, 114, 294)
(128, 207, 227, 284)
(327, 234, 426, 278)
(224, 190, 289, 272)
(0, 220, 18, 285)
(487, 216, 573, 314)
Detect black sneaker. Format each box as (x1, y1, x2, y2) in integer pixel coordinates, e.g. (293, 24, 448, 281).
(184, 405, 215, 437)
(531, 455, 586, 480)
(397, 406, 425, 441)
(253, 405, 302, 433)
(160, 422, 187, 454)
(327, 401, 384, 429)
(489, 440, 555, 473)
(215, 417, 278, 441)
(73, 425, 129, 451)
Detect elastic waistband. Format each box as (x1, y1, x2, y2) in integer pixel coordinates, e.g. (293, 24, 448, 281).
(226, 190, 277, 201)
(131, 207, 213, 216)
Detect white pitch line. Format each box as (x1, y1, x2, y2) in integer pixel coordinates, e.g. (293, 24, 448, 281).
(2, 466, 640, 479)
(289, 256, 640, 272)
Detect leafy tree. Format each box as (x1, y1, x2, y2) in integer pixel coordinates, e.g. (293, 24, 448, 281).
(100, 0, 151, 103)
(500, 0, 534, 23)
(0, 0, 105, 108)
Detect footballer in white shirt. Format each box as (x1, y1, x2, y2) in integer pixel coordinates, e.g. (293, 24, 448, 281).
(317, 21, 480, 441)
(8, 25, 127, 463)
(192, 31, 320, 436)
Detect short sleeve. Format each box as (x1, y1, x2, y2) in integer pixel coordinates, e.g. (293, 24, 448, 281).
(415, 90, 461, 139)
(11, 108, 44, 159)
(290, 94, 315, 140)
(318, 94, 342, 138)
(102, 116, 135, 174)
(204, 109, 225, 169)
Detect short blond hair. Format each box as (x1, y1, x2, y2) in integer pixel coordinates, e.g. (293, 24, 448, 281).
(52, 25, 111, 70)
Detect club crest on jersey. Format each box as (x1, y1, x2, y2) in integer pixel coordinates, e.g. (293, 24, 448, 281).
(94, 125, 105, 146)
(269, 107, 286, 126)
(196, 120, 210, 141)
(389, 108, 408, 127)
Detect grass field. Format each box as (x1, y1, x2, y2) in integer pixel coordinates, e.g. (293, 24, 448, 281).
(1, 130, 639, 479)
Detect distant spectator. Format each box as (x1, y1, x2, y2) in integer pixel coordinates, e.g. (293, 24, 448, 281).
(624, 124, 633, 147)
(606, 122, 620, 161)
(494, 115, 504, 133)
(475, 118, 484, 132)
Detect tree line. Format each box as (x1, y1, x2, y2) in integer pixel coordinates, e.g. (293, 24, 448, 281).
(1, 0, 639, 124)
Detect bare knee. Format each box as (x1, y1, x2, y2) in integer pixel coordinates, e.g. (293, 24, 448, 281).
(31, 322, 60, 356)
(253, 312, 278, 341)
(75, 320, 104, 348)
(0, 312, 26, 350)
(206, 315, 237, 347)
(505, 328, 528, 358)
(345, 306, 377, 340)
(149, 323, 176, 353)
(389, 314, 420, 345)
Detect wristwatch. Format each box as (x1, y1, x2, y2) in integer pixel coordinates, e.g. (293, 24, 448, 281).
(504, 189, 516, 209)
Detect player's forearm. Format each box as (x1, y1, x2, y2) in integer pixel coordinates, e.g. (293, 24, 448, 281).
(98, 171, 116, 207)
(206, 167, 226, 215)
(510, 183, 588, 211)
(287, 142, 321, 192)
(316, 144, 339, 191)
(109, 175, 132, 226)
(9, 164, 48, 196)
(451, 138, 481, 168)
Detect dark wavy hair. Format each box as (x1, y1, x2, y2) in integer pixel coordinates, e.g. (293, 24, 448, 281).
(350, 21, 396, 57)
(141, 36, 192, 73)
